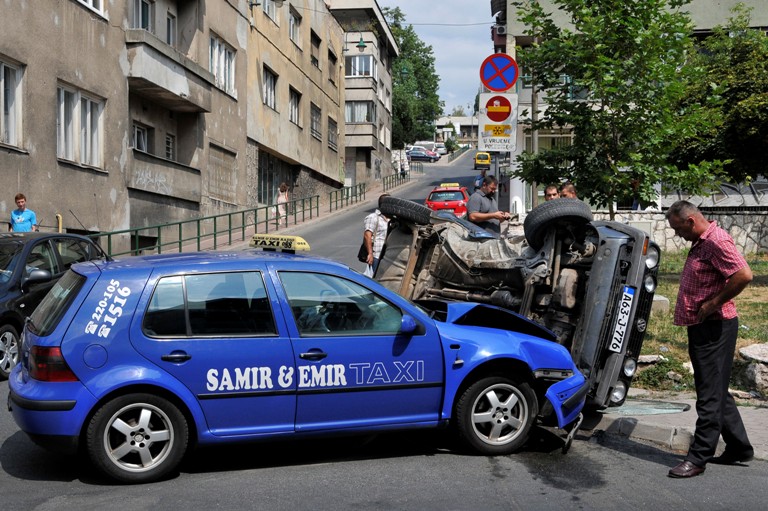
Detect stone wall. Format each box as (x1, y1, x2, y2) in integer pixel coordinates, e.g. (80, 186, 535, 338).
(593, 211, 768, 254)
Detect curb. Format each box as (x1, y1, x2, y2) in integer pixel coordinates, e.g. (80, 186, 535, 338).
(585, 413, 693, 453)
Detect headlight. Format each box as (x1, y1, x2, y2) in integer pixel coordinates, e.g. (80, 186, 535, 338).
(645, 245, 660, 269)
(610, 381, 627, 404)
(644, 274, 657, 293)
(623, 358, 637, 377)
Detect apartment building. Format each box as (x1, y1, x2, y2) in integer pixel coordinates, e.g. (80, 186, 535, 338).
(329, 0, 398, 187)
(1, 0, 394, 246)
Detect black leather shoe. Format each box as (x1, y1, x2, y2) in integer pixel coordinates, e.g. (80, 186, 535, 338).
(710, 450, 754, 465)
(668, 461, 706, 478)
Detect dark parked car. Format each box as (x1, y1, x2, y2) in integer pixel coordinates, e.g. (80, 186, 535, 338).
(407, 149, 438, 163)
(0, 232, 107, 378)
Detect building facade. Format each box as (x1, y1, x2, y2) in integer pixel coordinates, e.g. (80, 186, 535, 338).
(329, 0, 398, 187)
(1, 0, 395, 246)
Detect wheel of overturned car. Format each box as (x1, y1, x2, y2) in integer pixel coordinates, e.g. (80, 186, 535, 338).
(86, 393, 188, 484)
(0, 324, 20, 380)
(455, 376, 537, 455)
(523, 198, 593, 250)
(379, 196, 433, 225)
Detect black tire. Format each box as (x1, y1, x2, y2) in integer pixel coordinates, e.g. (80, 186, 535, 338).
(379, 196, 433, 225)
(523, 198, 593, 250)
(86, 393, 188, 484)
(0, 324, 20, 380)
(455, 376, 537, 455)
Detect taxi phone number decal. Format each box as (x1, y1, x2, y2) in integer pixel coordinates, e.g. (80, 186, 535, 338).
(85, 279, 132, 338)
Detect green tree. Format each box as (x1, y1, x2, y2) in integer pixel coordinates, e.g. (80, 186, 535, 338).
(670, 4, 768, 183)
(512, 0, 723, 216)
(384, 7, 444, 148)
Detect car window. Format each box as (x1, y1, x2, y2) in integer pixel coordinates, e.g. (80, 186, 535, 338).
(55, 238, 94, 271)
(0, 243, 22, 284)
(26, 242, 58, 276)
(279, 271, 402, 336)
(143, 272, 277, 337)
(28, 270, 86, 336)
(429, 191, 465, 202)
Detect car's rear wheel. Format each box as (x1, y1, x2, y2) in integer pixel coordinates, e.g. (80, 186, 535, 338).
(0, 324, 20, 380)
(455, 376, 537, 455)
(86, 393, 188, 484)
(523, 198, 593, 250)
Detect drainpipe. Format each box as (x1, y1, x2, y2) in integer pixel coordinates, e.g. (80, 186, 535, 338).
(56, 213, 63, 233)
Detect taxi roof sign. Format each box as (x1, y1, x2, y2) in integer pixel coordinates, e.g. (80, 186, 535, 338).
(250, 234, 310, 253)
(440, 183, 461, 188)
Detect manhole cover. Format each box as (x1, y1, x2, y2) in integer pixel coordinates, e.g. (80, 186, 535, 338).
(604, 400, 691, 416)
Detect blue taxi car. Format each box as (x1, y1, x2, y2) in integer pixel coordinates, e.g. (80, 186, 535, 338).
(8, 243, 587, 483)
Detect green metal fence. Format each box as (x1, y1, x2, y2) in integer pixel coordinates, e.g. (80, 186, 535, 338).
(92, 195, 320, 258)
(328, 183, 367, 212)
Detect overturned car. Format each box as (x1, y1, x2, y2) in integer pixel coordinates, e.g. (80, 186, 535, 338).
(375, 197, 660, 409)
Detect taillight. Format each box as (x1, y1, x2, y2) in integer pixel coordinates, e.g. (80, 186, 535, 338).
(28, 346, 79, 382)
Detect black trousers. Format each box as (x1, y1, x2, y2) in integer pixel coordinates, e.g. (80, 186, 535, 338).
(685, 318, 752, 465)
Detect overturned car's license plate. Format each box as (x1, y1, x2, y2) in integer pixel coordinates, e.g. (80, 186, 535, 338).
(609, 286, 635, 353)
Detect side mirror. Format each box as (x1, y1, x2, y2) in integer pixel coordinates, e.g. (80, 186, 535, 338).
(400, 314, 418, 335)
(22, 269, 52, 290)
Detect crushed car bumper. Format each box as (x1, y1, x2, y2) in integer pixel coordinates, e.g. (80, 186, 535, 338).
(542, 373, 589, 429)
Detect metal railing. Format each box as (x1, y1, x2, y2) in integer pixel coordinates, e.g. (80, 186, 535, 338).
(447, 146, 471, 162)
(383, 171, 411, 192)
(92, 195, 320, 258)
(329, 183, 367, 212)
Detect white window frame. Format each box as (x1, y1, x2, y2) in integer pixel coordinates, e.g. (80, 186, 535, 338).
(289, 10, 301, 46)
(57, 85, 103, 167)
(263, 67, 277, 110)
(166, 11, 177, 47)
(133, 124, 148, 152)
(210, 34, 236, 96)
(328, 117, 338, 151)
(310, 103, 321, 141)
(77, 0, 104, 15)
(345, 55, 377, 78)
(1, 60, 22, 147)
(133, 0, 155, 32)
(289, 88, 300, 125)
(345, 101, 376, 124)
(263, 0, 279, 21)
(165, 133, 176, 160)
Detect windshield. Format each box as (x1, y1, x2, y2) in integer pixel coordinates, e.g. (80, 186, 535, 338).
(28, 270, 86, 336)
(0, 242, 22, 287)
(429, 191, 465, 202)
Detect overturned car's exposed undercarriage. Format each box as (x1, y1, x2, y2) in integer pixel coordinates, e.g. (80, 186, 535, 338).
(375, 197, 660, 409)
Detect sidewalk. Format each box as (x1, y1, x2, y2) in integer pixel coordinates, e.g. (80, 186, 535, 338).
(582, 387, 768, 461)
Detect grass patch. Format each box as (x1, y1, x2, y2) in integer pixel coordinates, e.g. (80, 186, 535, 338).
(638, 251, 768, 390)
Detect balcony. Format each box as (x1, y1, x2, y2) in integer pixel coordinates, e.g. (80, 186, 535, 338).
(345, 123, 377, 149)
(126, 29, 211, 113)
(128, 149, 202, 203)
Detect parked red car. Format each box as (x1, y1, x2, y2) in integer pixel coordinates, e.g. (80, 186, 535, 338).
(425, 183, 470, 218)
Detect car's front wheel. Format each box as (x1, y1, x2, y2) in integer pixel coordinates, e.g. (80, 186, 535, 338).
(455, 376, 537, 455)
(86, 393, 189, 484)
(0, 324, 20, 380)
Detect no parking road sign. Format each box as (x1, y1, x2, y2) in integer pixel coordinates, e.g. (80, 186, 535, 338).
(479, 53, 519, 92)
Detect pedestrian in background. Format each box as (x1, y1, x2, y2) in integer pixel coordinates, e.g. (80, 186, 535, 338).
(362, 194, 390, 277)
(666, 200, 754, 479)
(559, 182, 578, 199)
(10, 193, 38, 232)
(275, 182, 289, 228)
(467, 175, 510, 236)
(544, 185, 559, 201)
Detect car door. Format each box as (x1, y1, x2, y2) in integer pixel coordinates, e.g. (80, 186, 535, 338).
(131, 270, 297, 436)
(274, 269, 445, 433)
(15, 239, 60, 316)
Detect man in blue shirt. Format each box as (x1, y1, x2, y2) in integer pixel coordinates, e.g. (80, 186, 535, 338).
(10, 193, 38, 232)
